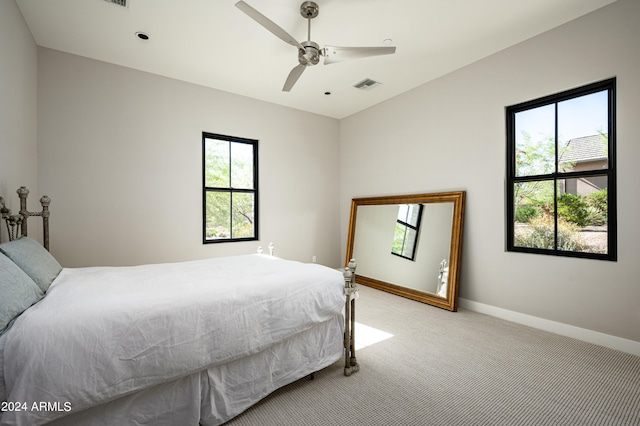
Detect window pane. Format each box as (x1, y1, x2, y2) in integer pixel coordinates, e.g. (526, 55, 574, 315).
(231, 143, 254, 189)
(392, 223, 408, 256)
(204, 139, 229, 188)
(558, 91, 609, 173)
(205, 191, 231, 240)
(231, 192, 255, 238)
(514, 104, 556, 177)
(392, 223, 418, 260)
(406, 204, 421, 226)
(557, 177, 608, 255)
(513, 180, 555, 250)
(402, 228, 418, 258)
(397, 204, 421, 226)
(397, 204, 408, 222)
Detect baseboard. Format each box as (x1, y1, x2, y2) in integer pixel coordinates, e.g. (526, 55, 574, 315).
(458, 298, 640, 357)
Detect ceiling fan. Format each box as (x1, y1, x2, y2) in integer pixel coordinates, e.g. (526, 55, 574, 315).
(235, 1, 396, 92)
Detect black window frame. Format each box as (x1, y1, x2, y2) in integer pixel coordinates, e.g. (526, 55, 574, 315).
(202, 132, 259, 244)
(505, 78, 617, 261)
(391, 204, 424, 261)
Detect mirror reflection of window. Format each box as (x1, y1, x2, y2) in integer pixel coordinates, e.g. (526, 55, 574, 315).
(391, 204, 423, 261)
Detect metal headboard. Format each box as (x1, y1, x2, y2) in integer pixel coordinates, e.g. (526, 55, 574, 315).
(0, 186, 51, 251)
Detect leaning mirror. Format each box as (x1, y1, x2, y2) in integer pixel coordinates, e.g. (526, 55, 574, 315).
(345, 191, 466, 311)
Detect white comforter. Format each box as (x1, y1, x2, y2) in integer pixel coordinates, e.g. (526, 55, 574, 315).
(1, 255, 345, 426)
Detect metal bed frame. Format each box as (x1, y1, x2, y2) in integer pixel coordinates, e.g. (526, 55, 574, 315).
(0, 186, 51, 250)
(0, 186, 360, 376)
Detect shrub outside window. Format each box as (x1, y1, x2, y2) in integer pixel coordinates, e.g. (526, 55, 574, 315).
(506, 78, 616, 260)
(202, 132, 258, 243)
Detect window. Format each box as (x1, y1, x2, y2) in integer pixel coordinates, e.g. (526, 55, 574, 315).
(202, 132, 258, 243)
(506, 78, 616, 260)
(391, 204, 423, 261)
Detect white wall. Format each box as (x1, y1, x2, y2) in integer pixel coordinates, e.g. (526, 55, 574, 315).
(340, 0, 640, 344)
(0, 0, 39, 242)
(37, 49, 341, 268)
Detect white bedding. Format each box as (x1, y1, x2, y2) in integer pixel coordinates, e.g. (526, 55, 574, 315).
(44, 317, 343, 426)
(1, 254, 345, 425)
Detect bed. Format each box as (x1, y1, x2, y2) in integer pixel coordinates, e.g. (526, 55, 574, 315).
(0, 187, 359, 425)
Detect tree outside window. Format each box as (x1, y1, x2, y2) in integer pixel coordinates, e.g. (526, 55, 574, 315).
(202, 133, 258, 243)
(506, 78, 616, 260)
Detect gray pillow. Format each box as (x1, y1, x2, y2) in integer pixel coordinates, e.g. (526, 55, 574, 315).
(0, 252, 43, 335)
(0, 236, 62, 293)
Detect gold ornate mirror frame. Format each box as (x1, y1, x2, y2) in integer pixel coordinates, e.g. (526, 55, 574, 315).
(345, 191, 466, 311)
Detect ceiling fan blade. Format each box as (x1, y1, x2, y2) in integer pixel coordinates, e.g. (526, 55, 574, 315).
(282, 64, 306, 92)
(235, 1, 304, 50)
(323, 46, 396, 65)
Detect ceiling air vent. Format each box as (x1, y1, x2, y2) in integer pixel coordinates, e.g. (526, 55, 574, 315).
(353, 78, 382, 91)
(103, 0, 127, 7)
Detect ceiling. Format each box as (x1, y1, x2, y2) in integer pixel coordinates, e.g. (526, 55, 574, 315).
(16, 0, 617, 119)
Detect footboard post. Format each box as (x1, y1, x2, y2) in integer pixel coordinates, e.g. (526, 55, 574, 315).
(40, 195, 51, 251)
(343, 259, 359, 376)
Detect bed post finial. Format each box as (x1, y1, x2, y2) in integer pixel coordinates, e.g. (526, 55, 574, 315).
(348, 258, 357, 273)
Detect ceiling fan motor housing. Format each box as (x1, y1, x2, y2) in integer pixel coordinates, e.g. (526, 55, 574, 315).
(299, 41, 320, 66)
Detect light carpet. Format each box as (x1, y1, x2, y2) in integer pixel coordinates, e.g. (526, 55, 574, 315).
(225, 286, 640, 425)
